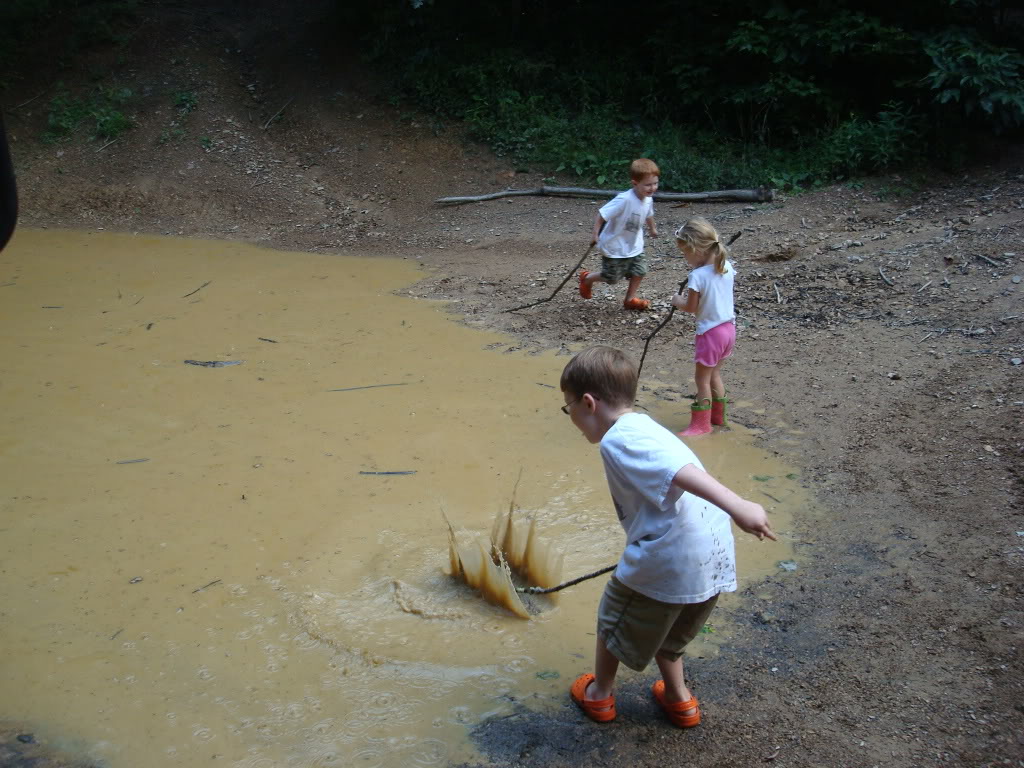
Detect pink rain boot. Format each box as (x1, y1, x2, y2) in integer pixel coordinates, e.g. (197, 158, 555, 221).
(711, 396, 728, 426)
(678, 400, 712, 437)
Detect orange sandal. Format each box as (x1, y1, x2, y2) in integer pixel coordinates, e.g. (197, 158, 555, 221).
(623, 297, 650, 311)
(652, 680, 701, 727)
(579, 271, 593, 299)
(570, 673, 616, 723)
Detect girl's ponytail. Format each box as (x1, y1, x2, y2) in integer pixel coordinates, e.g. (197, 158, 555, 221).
(711, 239, 728, 275)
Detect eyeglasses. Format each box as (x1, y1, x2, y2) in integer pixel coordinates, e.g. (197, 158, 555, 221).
(561, 396, 581, 415)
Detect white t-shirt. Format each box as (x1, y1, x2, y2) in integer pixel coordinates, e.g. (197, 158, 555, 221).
(687, 261, 736, 335)
(597, 189, 653, 259)
(599, 412, 737, 603)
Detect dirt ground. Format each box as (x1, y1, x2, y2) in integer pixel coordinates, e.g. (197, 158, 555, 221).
(2, 2, 1022, 766)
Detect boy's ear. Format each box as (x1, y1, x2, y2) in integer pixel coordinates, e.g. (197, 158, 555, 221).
(581, 392, 599, 411)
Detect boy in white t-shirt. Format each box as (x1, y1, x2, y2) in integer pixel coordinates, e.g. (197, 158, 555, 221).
(579, 158, 660, 311)
(559, 346, 775, 727)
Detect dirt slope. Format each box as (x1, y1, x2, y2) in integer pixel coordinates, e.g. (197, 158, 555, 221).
(2, 2, 1022, 766)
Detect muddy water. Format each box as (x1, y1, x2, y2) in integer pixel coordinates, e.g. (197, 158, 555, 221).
(0, 230, 806, 767)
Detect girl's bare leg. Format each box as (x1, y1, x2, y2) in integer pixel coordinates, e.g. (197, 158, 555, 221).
(693, 363, 714, 404)
(710, 359, 726, 399)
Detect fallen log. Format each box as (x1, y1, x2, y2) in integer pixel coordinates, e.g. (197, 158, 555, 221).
(436, 185, 774, 205)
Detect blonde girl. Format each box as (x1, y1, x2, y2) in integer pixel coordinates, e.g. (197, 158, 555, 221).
(672, 217, 735, 436)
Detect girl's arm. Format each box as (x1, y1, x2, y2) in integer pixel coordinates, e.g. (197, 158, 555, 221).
(672, 464, 776, 540)
(671, 288, 700, 314)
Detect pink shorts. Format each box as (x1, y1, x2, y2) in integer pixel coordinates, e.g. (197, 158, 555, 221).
(693, 321, 735, 367)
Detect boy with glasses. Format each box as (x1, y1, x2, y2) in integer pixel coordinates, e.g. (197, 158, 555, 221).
(559, 345, 775, 727)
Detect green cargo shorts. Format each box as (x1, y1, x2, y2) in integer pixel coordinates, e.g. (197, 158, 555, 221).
(600, 253, 648, 284)
(597, 575, 719, 671)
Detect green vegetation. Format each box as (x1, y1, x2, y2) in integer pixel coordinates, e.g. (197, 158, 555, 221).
(336, 0, 1023, 189)
(42, 84, 133, 142)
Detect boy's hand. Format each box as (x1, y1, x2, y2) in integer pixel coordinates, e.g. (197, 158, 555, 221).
(730, 499, 776, 541)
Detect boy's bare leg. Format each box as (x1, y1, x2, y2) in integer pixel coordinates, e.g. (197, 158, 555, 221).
(586, 636, 619, 701)
(654, 651, 698, 713)
(623, 276, 643, 302)
(582, 272, 605, 291)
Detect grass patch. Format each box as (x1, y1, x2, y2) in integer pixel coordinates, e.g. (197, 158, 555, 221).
(43, 84, 133, 143)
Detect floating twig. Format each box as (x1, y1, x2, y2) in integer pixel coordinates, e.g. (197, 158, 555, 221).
(110, 628, 123, 641)
(182, 280, 211, 298)
(329, 382, 409, 392)
(184, 359, 243, 367)
(263, 97, 295, 130)
(192, 579, 222, 594)
(41, 305, 63, 309)
(258, 337, 278, 343)
(116, 458, 150, 464)
(878, 267, 895, 287)
(359, 470, 417, 475)
(506, 244, 594, 312)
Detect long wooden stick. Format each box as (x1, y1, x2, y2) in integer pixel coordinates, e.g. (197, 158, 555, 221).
(637, 279, 687, 378)
(438, 186, 774, 205)
(517, 564, 616, 594)
(506, 244, 594, 312)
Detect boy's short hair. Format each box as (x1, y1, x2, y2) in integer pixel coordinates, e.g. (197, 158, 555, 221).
(629, 158, 660, 181)
(560, 346, 637, 407)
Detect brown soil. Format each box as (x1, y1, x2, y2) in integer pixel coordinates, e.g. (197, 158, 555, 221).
(3, 2, 1023, 766)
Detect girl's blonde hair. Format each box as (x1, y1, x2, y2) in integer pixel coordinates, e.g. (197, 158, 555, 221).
(675, 216, 729, 275)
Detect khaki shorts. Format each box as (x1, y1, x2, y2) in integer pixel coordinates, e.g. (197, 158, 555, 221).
(600, 253, 648, 284)
(597, 575, 719, 672)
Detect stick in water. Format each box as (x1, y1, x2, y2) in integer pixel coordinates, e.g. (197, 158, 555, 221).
(517, 564, 616, 595)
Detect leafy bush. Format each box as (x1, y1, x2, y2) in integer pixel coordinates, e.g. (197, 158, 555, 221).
(923, 30, 1024, 133)
(42, 85, 133, 143)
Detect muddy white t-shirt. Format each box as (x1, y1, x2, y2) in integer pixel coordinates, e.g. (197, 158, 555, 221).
(599, 412, 737, 603)
(687, 261, 736, 335)
(597, 189, 653, 259)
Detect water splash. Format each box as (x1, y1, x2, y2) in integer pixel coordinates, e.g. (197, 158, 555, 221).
(445, 507, 564, 619)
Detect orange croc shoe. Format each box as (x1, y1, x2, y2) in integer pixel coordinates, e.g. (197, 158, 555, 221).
(652, 680, 701, 728)
(623, 297, 650, 311)
(579, 271, 593, 299)
(570, 673, 616, 723)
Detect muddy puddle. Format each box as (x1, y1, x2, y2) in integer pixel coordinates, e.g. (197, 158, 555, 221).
(0, 230, 808, 767)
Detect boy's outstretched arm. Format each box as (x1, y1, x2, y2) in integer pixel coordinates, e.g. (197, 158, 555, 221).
(672, 464, 777, 540)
